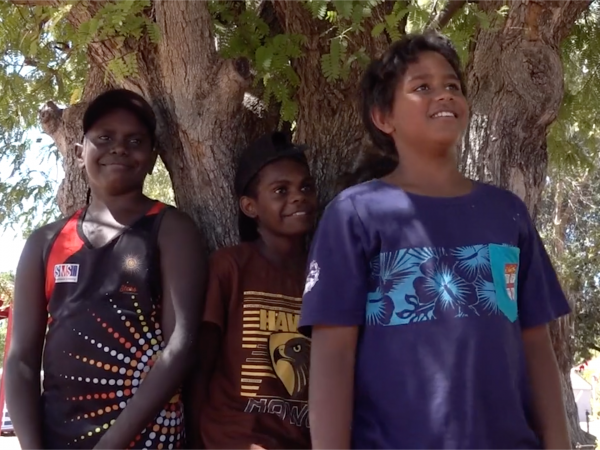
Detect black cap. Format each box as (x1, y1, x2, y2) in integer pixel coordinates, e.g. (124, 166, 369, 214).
(234, 132, 308, 197)
(83, 89, 157, 142)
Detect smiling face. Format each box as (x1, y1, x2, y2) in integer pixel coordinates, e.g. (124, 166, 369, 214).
(78, 108, 157, 196)
(373, 51, 469, 157)
(240, 158, 317, 239)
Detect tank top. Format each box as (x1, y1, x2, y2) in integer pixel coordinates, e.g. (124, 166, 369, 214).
(40, 202, 185, 450)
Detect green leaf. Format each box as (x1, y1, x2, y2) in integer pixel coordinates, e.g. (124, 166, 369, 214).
(304, 0, 329, 20)
(255, 45, 273, 72)
(333, 0, 354, 19)
(371, 22, 386, 37)
(475, 11, 490, 30)
(69, 88, 82, 105)
(29, 39, 38, 58)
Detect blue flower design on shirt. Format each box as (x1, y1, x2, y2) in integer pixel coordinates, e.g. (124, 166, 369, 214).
(367, 245, 505, 326)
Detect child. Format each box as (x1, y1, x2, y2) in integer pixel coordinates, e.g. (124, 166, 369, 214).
(299, 33, 571, 449)
(5, 89, 206, 449)
(191, 132, 316, 449)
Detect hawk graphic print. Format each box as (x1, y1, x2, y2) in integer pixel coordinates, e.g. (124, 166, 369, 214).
(366, 244, 520, 326)
(241, 291, 310, 428)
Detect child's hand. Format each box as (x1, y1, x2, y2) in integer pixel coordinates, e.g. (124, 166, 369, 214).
(250, 444, 266, 449)
(522, 325, 571, 449)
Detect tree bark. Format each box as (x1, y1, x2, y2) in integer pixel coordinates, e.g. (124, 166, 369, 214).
(272, 0, 393, 205)
(40, 62, 113, 216)
(37, 0, 280, 249)
(460, 0, 594, 446)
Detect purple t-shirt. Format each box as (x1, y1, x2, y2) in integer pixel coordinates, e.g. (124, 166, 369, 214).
(300, 180, 570, 449)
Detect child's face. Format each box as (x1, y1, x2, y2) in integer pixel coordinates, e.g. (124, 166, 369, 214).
(376, 51, 469, 155)
(78, 109, 157, 196)
(241, 158, 317, 239)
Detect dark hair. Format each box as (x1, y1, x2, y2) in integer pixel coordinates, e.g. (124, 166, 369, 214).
(347, 31, 466, 187)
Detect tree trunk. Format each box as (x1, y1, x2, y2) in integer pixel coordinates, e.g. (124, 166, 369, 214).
(40, 62, 113, 216)
(37, 0, 281, 250)
(271, 1, 392, 205)
(460, 0, 594, 446)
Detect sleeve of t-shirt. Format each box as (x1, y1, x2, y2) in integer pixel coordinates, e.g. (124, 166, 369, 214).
(299, 196, 370, 336)
(516, 198, 571, 329)
(202, 249, 234, 330)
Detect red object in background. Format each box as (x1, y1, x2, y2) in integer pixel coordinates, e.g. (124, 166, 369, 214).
(0, 298, 8, 319)
(0, 304, 13, 432)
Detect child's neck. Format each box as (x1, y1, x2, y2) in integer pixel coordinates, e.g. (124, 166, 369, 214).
(88, 189, 153, 221)
(385, 149, 471, 197)
(255, 233, 307, 276)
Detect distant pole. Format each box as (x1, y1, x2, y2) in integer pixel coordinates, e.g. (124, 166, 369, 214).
(0, 305, 13, 433)
(586, 410, 590, 433)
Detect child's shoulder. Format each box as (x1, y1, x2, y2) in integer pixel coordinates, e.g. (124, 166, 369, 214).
(27, 211, 81, 247)
(473, 181, 529, 214)
(335, 179, 388, 203)
(209, 242, 257, 273)
(324, 180, 386, 215)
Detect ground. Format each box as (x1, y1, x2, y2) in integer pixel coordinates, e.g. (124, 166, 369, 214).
(0, 436, 19, 450)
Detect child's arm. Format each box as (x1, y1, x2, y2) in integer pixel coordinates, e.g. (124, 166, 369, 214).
(94, 209, 207, 449)
(186, 322, 221, 449)
(5, 229, 49, 449)
(186, 249, 234, 448)
(515, 197, 571, 449)
(299, 196, 370, 450)
(309, 326, 358, 449)
(522, 325, 570, 449)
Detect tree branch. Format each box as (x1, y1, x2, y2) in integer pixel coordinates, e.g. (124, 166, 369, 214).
(10, 0, 57, 5)
(426, 0, 467, 31)
(39, 63, 113, 216)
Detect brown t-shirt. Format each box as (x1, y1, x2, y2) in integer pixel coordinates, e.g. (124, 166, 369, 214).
(200, 243, 311, 449)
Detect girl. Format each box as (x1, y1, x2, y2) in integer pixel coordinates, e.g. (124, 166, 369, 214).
(300, 33, 571, 449)
(5, 89, 206, 449)
(191, 132, 316, 449)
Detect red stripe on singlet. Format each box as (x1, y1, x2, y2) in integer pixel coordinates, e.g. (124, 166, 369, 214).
(146, 201, 166, 216)
(44, 203, 165, 301)
(45, 210, 85, 301)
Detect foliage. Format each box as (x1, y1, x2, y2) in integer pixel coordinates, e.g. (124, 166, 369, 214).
(537, 2, 600, 364)
(0, 272, 14, 308)
(0, 2, 84, 234)
(538, 164, 600, 365)
(144, 158, 175, 206)
(0, 0, 516, 232)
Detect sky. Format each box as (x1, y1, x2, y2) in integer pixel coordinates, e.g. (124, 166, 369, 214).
(0, 131, 62, 273)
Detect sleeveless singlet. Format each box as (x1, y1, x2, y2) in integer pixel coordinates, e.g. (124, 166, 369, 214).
(40, 202, 185, 449)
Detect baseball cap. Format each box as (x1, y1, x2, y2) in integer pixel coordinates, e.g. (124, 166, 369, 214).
(83, 89, 157, 143)
(234, 131, 308, 197)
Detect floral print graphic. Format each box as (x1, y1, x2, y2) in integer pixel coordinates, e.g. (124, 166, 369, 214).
(366, 245, 513, 326)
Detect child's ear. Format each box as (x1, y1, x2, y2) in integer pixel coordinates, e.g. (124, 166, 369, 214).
(371, 106, 394, 135)
(75, 143, 85, 169)
(239, 196, 258, 219)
